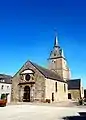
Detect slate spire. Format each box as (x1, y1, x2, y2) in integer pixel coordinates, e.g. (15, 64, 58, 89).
(54, 33, 59, 47)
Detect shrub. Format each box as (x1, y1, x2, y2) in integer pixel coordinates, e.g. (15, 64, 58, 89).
(46, 99, 51, 103)
(1, 94, 6, 100)
(78, 98, 83, 105)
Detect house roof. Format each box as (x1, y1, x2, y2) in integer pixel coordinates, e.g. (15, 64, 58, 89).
(68, 79, 81, 90)
(0, 74, 12, 84)
(30, 61, 65, 83)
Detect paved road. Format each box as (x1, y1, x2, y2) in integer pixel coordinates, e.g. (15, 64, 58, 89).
(0, 104, 86, 120)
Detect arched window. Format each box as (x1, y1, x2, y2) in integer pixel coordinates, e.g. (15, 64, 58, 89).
(1, 85, 4, 89)
(64, 84, 66, 92)
(55, 82, 57, 92)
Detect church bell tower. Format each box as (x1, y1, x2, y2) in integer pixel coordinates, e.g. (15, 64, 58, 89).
(48, 35, 71, 81)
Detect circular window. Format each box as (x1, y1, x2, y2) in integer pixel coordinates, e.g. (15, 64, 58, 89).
(25, 74, 30, 81)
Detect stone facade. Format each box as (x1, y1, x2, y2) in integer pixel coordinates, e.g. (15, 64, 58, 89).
(68, 88, 84, 100)
(48, 58, 71, 81)
(68, 79, 84, 100)
(45, 78, 68, 102)
(11, 61, 46, 102)
(11, 60, 68, 103)
(68, 90, 81, 100)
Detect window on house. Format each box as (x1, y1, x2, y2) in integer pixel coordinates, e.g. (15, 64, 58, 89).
(1, 79, 5, 82)
(6, 93, 9, 97)
(55, 82, 57, 92)
(1, 85, 4, 89)
(64, 84, 66, 92)
(7, 86, 9, 89)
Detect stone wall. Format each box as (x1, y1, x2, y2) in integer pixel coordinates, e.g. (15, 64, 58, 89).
(68, 89, 81, 100)
(34, 74, 45, 102)
(48, 58, 71, 81)
(11, 74, 20, 102)
(45, 78, 68, 102)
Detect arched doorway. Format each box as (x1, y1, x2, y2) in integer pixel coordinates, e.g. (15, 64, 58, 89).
(52, 93, 54, 101)
(68, 93, 71, 99)
(23, 86, 30, 102)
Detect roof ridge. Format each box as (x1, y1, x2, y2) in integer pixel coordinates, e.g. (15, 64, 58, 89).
(29, 61, 64, 82)
(0, 73, 12, 77)
(29, 61, 55, 73)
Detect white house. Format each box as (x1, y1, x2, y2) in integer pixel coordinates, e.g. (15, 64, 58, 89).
(0, 74, 12, 103)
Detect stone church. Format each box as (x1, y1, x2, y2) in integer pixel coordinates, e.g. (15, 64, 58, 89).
(11, 36, 71, 103)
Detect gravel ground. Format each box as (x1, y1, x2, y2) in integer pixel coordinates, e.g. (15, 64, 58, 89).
(0, 104, 86, 120)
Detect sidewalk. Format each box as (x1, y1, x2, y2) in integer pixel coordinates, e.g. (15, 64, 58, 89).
(7, 100, 77, 107)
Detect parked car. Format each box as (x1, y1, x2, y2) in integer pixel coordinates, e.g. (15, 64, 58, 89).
(0, 99, 7, 107)
(0, 94, 7, 107)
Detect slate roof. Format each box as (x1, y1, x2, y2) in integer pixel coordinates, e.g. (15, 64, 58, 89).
(30, 61, 65, 83)
(0, 74, 12, 84)
(68, 79, 81, 90)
